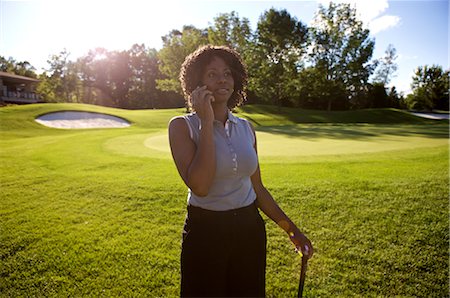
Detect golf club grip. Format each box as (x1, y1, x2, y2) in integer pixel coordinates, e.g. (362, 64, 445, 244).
(298, 256, 308, 298)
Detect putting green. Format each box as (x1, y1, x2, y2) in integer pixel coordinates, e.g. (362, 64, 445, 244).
(104, 124, 448, 159)
(104, 133, 169, 159)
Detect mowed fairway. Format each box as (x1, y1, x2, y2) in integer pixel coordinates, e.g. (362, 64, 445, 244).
(1, 103, 448, 297)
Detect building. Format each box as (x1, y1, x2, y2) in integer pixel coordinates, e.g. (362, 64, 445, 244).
(0, 71, 42, 104)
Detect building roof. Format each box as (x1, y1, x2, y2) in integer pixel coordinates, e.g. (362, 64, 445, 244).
(0, 71, 40, 84)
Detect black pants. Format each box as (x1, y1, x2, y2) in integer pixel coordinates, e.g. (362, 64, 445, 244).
(181, 202, 267, 297)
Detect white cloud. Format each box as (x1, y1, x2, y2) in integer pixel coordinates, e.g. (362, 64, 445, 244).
(369, 15, 401, 34)
(316, 0, 400, 34)
(317, 0, 388, 21)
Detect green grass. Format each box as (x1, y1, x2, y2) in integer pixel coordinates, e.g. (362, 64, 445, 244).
(1, 103, 448, 297)
(236, 104, 444, 126)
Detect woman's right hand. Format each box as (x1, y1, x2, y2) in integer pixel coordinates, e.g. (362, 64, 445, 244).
(290, 229, 314, 259)
(191, 86, 215, 123)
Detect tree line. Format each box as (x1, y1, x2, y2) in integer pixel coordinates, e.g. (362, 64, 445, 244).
(1, 3, 448, 111)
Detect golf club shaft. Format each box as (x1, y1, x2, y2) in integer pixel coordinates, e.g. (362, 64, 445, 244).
(298, 255, 308, 298)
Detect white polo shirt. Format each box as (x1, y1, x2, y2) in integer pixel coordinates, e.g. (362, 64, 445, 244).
(182, 110, 258, 211)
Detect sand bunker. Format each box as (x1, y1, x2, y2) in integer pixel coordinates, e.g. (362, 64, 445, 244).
(410, 112, 449, 120)
(35, 111, 131, 129)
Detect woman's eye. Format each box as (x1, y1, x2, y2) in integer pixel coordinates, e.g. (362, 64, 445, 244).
(224, 71, 231, 77)
(208, 72, 216, 78)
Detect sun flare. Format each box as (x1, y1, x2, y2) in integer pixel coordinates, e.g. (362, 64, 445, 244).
(42, 1, 170, 57)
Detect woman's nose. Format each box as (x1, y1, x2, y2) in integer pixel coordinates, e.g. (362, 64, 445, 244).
(217, 74, 226, 83)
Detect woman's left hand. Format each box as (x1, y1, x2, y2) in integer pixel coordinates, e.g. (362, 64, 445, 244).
(289, 229, 314, 259)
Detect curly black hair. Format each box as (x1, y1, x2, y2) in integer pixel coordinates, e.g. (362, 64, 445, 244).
(179, 45, 248, 111)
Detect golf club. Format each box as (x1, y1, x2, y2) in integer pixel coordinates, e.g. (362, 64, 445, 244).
(297, 251, 308, 298)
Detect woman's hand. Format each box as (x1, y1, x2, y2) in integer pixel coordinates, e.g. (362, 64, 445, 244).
(289, 228, 314, 259)
(191, 85, 215, 123)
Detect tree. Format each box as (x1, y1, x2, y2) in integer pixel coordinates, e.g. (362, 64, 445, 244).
(0, 56, 38, 78)
(127, 44, 161, 109)
(208, 11, 252, 54)
(250, 8, 308, 107)
(107, 50, 133, 106)
(75, 49, 105, 105)
(46, 50, 69, 100)
(406, 65, 449, 111)
(38, 49, 81, 102)
(76, 48, 114, 106)
(75, 48, 134, 107)
(387, 86, 403, 109)
(308, 3, 376, 110)
(157, 26, 209, 96)
(297, 66, 337, 109)
(36, 72, 56, 102)
(367, 82, 388, 108)
(372, 44, 398, 85)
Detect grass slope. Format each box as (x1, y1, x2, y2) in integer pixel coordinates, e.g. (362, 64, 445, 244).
(237, 104, 445, 125)
(1, 103, 448, 297)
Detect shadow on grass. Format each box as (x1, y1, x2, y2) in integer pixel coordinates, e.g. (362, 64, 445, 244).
(240, 104, 448, 125)
(256, 124, 450, 140)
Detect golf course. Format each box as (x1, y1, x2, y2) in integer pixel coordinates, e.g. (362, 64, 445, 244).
(1, 103, 448, 297)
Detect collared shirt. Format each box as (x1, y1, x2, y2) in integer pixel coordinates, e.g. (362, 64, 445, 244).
(182, 111, 258, 211)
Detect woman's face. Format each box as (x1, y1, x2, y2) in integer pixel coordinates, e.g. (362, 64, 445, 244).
(201, 56, 235, 104)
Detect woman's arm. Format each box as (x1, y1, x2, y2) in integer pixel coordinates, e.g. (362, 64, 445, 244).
(168, 118, 215, 197)
(168, 86, 216, 197)
(249, 124, 313, 258)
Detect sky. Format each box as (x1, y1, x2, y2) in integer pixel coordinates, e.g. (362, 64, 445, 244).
(1, 0, 448, 95)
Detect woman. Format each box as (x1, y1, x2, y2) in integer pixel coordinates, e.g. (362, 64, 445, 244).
(169, 45, 313, 297)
